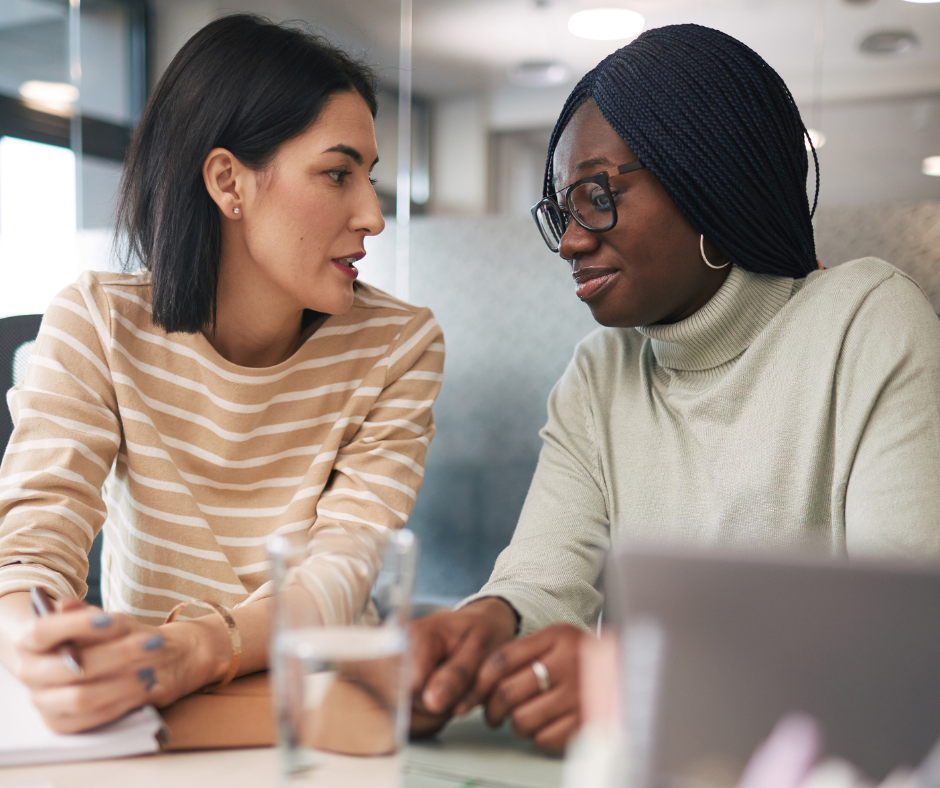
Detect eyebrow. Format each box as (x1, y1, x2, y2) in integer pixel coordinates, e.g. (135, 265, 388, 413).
(553, 155, 614, 188)
(324, 144, 379, 168)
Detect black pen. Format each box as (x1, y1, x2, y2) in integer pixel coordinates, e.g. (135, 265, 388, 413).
(29, 586, 83, 676)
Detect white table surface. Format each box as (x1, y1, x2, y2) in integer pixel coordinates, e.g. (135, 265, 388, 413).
(0, 710, 563, 788)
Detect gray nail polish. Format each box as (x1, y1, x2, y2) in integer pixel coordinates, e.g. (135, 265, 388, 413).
(92, 614, 112, 629)
(143, 635, 164, 651)
(138, 667, 156, 691)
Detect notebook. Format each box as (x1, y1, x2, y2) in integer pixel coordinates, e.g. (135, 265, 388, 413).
(0, 660, 164, 766)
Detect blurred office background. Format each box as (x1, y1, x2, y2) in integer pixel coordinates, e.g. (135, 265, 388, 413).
(0, 0, 938, 602)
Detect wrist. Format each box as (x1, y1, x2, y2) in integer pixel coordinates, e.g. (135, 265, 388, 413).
(466, 597, 519, 641)
(163, 600, 243, 692)
(165, 614, 232, 690)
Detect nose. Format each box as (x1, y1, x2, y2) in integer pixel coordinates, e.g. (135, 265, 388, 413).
(557, 218, 600, 262)
(352, 178, 386, 237)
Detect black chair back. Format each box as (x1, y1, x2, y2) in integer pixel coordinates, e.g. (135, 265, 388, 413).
(0, 313, 103, 606)
(0, 314, 43, 455)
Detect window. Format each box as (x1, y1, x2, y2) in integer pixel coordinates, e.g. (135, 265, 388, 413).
(0, 0, 146, 318)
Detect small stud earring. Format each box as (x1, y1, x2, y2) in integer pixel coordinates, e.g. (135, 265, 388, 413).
(233, 207, 240, 215)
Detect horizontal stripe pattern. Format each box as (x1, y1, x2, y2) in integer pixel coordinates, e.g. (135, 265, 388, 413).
(0, 272, 444, 625)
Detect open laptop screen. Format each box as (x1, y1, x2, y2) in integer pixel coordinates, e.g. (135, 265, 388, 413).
(610, 548, 940, 784)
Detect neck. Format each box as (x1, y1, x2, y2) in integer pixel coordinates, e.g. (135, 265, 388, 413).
(204, 232, 309, 368)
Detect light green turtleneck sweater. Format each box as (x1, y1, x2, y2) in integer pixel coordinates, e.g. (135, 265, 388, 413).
(466, 258, 940, 635)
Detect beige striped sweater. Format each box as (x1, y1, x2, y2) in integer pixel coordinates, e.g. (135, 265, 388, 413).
(0, 270, 444, 624)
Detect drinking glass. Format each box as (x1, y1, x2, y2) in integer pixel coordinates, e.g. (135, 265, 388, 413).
(267, 528, 418, 782)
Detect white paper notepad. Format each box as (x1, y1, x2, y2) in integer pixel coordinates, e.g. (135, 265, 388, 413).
(0, 661, 163, 766)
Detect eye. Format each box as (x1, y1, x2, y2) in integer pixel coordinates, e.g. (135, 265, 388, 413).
(589, 187, 612, 212)
(327, 169, 350, 184)
(369, 177, 378, 186)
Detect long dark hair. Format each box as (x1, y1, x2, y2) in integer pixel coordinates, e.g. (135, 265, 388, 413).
(545, 24, 818, 278)
(116, 14, 378, 333)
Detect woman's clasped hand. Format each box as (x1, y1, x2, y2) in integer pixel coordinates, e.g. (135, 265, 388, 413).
(10, 596, 231, 733)
(410, 598, 582, 753)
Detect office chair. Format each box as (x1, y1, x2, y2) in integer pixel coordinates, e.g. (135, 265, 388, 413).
(0, 314, 43, 453)
(0, 314, 103, 607)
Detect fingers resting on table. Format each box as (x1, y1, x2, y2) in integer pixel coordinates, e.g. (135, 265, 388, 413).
(460, 622, 583, 753)
(408, 598, 519, 737)
(408, 601, 584, 754)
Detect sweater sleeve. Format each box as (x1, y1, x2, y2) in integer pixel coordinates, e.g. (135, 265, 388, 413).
(460, 351, 610, 636)
(0, 278, 120, 601)
(840, 272, 940, 555)
(241, 310, 445, 625)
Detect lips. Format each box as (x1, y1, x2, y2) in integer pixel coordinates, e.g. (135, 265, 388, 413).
(331, 252, 364, 280)
(572, 267, 618, 301)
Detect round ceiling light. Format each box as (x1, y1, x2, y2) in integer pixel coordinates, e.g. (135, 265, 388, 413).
(859, 30, 918, 55)
(568, 8, 645, 41)
(923, 156, 940, 176)
(509, 61, 571, 88)
(805, 129, 826, 150)
(19, 80, 79, 113)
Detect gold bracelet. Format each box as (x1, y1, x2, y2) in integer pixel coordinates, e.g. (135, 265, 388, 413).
(164, 600, 242, 688)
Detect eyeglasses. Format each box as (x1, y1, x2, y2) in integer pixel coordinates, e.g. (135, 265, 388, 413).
(531, 160, 646, 253)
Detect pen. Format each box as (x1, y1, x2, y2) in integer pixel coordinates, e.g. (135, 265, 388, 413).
(29, 586, 83, 676)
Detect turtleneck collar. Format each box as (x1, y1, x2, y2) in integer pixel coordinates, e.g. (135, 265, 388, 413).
(635, 265, 795, 372)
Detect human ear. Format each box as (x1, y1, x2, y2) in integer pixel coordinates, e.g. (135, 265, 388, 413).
(202, 147, 245, 219)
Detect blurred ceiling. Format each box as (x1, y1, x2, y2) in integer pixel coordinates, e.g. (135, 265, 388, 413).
(327, 0, 940, 103)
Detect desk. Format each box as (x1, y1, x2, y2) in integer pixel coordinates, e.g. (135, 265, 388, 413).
(0, 710, 562, 788)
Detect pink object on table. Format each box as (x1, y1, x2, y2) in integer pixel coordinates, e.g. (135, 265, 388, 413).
(736, 714, 823, 788)
(579, 630, 621, 734)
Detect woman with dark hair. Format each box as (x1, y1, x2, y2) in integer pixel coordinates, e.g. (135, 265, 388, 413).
(0, 14, 443, 732)
(410, 24, 940, 751)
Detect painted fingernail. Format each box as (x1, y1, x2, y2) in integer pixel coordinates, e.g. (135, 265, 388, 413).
(92, 614, 112, 629)
(138, 667, 156, 691)
(143, 635, 164, 651)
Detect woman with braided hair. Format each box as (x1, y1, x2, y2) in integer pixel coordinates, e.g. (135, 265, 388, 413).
(410, 23, 940, 751)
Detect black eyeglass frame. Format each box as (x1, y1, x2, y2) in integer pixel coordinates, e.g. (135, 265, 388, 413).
(531, 160, 646, 253)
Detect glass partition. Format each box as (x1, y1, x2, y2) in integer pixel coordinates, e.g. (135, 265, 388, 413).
(0, 0, 144, 319)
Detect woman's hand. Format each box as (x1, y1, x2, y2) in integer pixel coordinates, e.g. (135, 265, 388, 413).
(460, 623, 582, 753)
(12, 597, 227, 733)
(408, 597, 518, 738)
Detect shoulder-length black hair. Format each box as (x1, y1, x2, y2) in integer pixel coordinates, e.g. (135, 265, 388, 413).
(116, 14, 378, 333)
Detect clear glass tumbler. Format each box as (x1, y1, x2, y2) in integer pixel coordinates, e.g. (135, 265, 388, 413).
(267, 528, 418, 780)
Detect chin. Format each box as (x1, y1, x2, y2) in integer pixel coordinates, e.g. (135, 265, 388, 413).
(588, 305, 640, 329)
(313, 292, 355, 316)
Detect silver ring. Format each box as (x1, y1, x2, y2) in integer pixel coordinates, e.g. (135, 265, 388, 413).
(531, 659, 550, 693)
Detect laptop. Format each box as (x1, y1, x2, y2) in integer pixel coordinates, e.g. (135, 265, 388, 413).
(607, 547, 940, 785)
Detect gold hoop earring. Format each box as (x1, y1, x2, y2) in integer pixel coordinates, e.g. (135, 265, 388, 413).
(700, 234, 730, 270)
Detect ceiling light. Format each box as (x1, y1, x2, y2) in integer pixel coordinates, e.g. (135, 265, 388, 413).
(568, 8, 644, 41)
(805, 129, 826, 150)
(902, 1, 940, 4)
(18, 80, 78, 113)
(859, 30, 918, 55)
(923, 156, 940, 176)
(509, 61, 571, 88)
